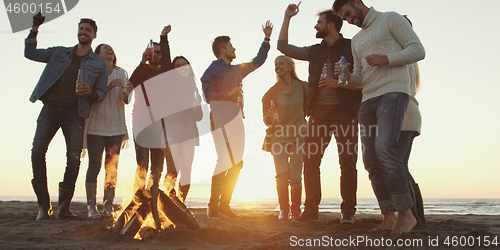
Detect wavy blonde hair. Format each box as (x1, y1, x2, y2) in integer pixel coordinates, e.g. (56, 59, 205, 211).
(275, 55, 300, 82)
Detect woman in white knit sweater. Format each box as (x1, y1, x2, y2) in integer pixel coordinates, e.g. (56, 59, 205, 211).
(398, 63, 426, 226)
(84, 44, 132, 218)
(398, 16, 426, 226)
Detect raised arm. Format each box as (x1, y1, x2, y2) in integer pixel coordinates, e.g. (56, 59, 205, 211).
(24, 12, 56, 63)
(277, 3, 309, 61)
(160, 25, 173, 72)
(278, 3, 299, 41)
(237, 21, 273, 78)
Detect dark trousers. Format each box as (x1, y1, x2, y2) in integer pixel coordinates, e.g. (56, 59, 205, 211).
(85, 134, 123, 185)
(31, 104, 84, 186)
(133, 142, 164, 191)
(303, 104, 358, 214)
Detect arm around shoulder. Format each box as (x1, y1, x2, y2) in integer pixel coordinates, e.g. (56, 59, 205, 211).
(93, 61, 108, 103)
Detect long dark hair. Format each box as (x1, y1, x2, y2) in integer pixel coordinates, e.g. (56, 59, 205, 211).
(172, 56, 194, 79)
(95, 43, 117, 67)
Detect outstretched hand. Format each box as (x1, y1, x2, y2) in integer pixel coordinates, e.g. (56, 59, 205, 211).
(32, 11, 45, 29)
(285, 2, 300, 17)
(262, 20, 273, 38)
(161, 25, 171, 36)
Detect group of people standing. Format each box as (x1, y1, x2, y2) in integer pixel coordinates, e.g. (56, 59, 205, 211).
(261, 0, 426, 234)
(25, 0, 426, 234)
(26, 14, 201, 221)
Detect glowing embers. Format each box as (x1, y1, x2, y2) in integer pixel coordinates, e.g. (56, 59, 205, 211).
(112, 188, 199, 239)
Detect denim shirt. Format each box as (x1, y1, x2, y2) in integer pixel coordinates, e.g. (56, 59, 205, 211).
(25, 37, 107, 118)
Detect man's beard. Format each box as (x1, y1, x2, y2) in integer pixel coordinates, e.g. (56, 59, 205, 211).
(227, 52, 236, 60)
(149, 60, 160, 66)
(353, 5, 365, 27)
(316, 27, 329, 38)
(78, 37, 90, 45)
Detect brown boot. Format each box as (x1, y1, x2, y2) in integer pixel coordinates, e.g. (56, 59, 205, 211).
(290, 187, 302, 219)
(277, 188, 290, 220)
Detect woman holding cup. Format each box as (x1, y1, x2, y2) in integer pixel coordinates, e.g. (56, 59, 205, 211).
(83, 44, 132, 218)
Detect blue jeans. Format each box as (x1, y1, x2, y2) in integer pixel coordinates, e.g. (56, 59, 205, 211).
(31, 104, 84, 186)
(85, 134, 123, 185)
(358, 93, 413, 213)
(398, 131, 418, 185)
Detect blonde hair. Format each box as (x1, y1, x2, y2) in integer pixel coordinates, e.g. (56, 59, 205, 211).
(275, 55, 300, 82)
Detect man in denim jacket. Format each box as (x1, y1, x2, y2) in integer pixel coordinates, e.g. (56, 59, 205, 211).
(25, 13, 107, 220)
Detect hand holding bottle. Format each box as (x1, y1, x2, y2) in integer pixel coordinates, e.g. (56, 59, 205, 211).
(334, 61, 351, 83)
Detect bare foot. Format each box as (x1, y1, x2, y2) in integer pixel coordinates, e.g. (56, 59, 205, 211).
(370, 211, 397, 231)
(393, 209, 417, 234)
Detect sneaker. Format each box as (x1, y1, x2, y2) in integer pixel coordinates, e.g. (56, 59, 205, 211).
(340, 212, 355, 225)
(292, 211, 319, 222)
(218, 206, 240, 218)
(206, 207, 220, 219)
(279, 210, 289, 220)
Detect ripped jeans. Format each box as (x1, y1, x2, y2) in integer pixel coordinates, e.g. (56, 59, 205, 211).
(31, 104, 84, 186)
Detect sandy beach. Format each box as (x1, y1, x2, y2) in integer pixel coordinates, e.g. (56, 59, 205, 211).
(0, 200, 499, 249)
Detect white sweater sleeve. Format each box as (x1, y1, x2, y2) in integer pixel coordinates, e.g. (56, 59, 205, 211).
(349, 37, 364, 88)
(385, 12, 425, 66)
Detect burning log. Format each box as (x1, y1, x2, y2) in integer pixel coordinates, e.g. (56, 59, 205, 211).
(113, 187, 199, 239)
(120, 197, 151, 238)
(112, 189, 150, 233)
(159, 188, 200, 230)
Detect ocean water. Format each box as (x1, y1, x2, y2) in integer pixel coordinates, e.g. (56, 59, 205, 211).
(2, 197, 499, 216)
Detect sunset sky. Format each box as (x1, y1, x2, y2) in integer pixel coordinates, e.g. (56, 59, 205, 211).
(0, 0, 499, 201)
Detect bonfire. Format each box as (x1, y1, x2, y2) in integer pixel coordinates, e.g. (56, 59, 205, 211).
(112, 172, 199, 239)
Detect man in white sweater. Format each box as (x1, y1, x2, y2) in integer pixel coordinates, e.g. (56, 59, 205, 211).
(332, 0, 425, 233)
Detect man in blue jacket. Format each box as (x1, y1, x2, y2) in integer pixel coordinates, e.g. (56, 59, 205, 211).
(25, 13, 107, 220)
(201, 21, 272, 219)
